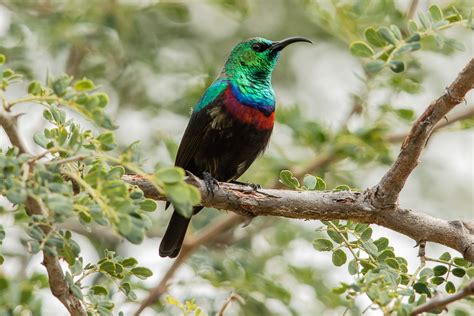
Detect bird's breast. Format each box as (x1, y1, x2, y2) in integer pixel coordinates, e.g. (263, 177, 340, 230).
(222, 86, 275, 130)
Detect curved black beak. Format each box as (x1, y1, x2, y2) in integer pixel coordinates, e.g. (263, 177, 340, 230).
(270, 36, 313, 52)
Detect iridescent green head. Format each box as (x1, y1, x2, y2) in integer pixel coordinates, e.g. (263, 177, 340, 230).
(223, 36, 312, 82)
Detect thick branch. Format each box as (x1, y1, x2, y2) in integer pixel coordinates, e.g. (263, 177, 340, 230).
(411, 280, 474, 315)
(124, 174, 474, 263)
(0, 111, 87, 316)
(372, 59, 474, 208)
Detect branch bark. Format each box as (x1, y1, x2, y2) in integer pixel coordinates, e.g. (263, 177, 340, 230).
(371, 59, 474, 208)
(411, 280, 474, 315)
(124, 174, 474, 263)
(0, 111, 87, 316)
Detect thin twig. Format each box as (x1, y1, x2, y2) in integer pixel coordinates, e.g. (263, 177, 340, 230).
(217, 293, 245, 316)
(407, 0, 419, 19)
(386, 106, 474, 143)
(411, 280, 474, 315)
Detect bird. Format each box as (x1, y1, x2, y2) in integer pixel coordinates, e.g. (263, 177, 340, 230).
(159, 36, 312, 258)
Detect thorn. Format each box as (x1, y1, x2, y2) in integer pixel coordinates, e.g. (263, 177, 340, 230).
(241, 215, 254, 227)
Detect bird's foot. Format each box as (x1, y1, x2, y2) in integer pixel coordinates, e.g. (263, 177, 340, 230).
(202, 172, 219, 197)
(231, 180, 261, 191)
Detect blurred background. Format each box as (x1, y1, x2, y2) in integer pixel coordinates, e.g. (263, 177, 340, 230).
(0, 0, 472, 315)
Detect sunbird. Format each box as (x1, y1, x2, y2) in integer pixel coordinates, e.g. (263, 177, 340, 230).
(159, 36, 312, 258)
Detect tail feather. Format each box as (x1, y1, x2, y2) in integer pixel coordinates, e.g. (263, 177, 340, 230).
(160, 206, 205, 258)
(159, 211, 191, 258)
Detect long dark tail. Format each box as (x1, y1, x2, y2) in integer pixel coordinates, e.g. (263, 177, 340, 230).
(159, 206, 203, 258)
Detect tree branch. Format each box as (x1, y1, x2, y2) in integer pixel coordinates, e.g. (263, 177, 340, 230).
(124, 174, 474, 263)
(371, 58, 474, 208)
(411, 280, 474, 315)
(0, 111, 87, 316)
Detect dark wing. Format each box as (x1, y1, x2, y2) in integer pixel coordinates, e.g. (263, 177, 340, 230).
(175, 80, 228, 171)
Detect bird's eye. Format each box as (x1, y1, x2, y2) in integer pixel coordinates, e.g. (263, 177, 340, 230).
(251, 43, 267, 52)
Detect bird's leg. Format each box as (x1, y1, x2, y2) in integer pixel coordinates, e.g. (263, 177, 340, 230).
(230, 180, 261, 191)
(202, 172, 219, 197)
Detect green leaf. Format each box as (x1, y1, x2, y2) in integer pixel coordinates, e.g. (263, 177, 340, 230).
(378, 27, 397, 45)
(390, 25, 402, 40)
(332, 249, 347, 266)
(389, 61, 405, 73)
(70, 284, 83, 299)
(384, 258, 399, 269)
(315, 177, 326, 190)
(445, 281, 455, 294)
(0, 255, 4, 265)
(439, 252, 451, 261)
(360, 227, 372, 241)
(279, 170, 300, 189)
(99, 261, 116, 275)
(407, 20, 418, 33)
(6, 187, 27, 204)
(451, 268, 465, 278)
(121, 257, 138, 267)
(433, 265, 448, 276)
(395, 109, 415, 121)
(466, 267, 474, 277)
(0, 225, 5, 242)
(365, 60, 385, 74)
(374, 237, 389, 251)
(348, 259, 359, 275)
(74, 78, 95, 91)
(418, 12, 431, 29)
(413, 282, 431, 297)
(364, 27, 385, 47)
(430, 276, 445, 285)
(406, 33, 421, 43)
(378, 249, 395, 261)
(97, 132, 116, 151)
(0, 54, 5, 65)
(312, 238, 333, 251)
(303, 174, 317, 190)
(429, 5, 443, 21)
(28, 81, 42, 96)
(47, 193, 73, 217)
(96, 93, 109, 108)
(90, 285, 108, 296)
(155, 167, 185, 184)
(327, 229, 343, 244)
(140, 199, 156, 212)
(33, 132, 50, 148)
(350, 41, 374, 57)
(131, 267, 153, 279)
(453, 257, 469, 267)
(332, 185, 351, 192)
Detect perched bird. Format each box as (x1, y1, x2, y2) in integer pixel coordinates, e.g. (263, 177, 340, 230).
(159, 36, 312, 258)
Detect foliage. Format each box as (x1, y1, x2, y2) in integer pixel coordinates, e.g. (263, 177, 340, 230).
(0, 55, 198, 315)
(0, 0, 473, 315)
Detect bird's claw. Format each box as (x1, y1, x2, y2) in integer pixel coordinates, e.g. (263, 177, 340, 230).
(203, 172, 219, 197)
